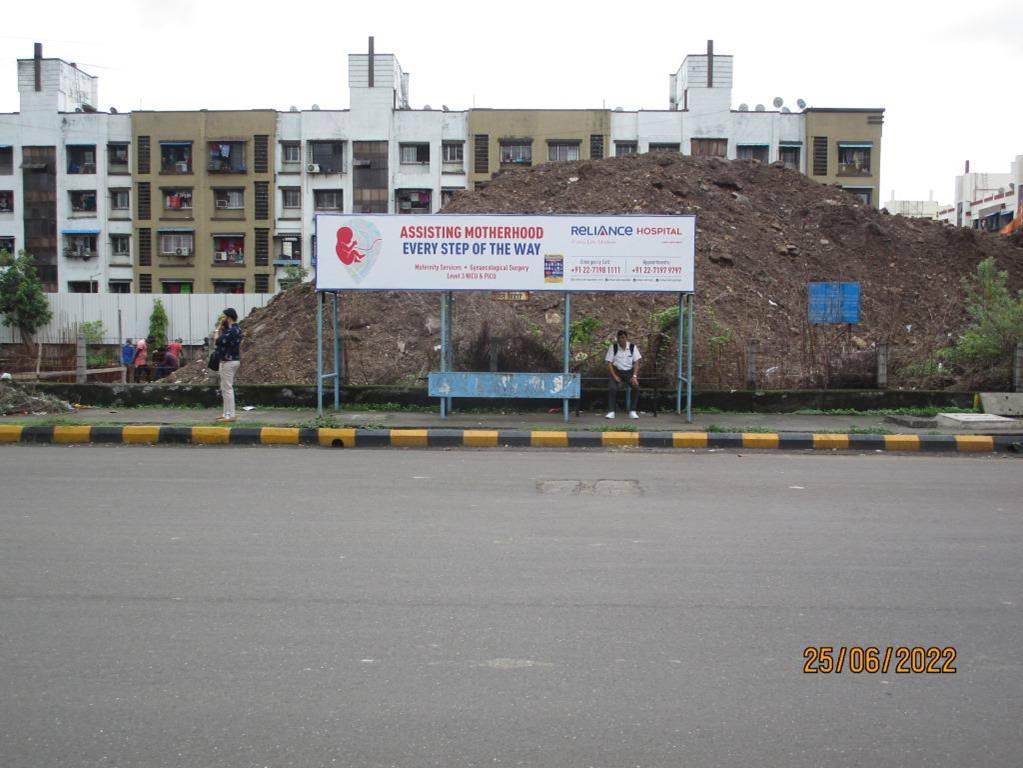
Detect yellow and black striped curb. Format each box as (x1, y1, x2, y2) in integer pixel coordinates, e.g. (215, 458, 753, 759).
(0, 425, 1019, 452)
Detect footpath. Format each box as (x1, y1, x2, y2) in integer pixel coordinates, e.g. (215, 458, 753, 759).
(1, 406, 1021, 453)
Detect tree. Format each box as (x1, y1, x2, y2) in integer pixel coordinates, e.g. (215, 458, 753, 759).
(279, 263, 309, 290)
(0, 249, 52, 350)
(148, 298, 168, 349)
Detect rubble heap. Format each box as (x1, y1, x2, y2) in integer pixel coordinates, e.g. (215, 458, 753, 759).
(169, 153, 1022, 389)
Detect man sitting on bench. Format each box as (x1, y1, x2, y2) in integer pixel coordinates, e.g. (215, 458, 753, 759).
(605, 329, 641, 420)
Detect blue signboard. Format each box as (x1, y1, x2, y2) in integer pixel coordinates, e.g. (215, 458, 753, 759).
(808, 282, 860, 325)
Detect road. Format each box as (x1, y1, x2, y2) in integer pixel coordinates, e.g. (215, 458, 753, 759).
(1, 446, 1021, 767)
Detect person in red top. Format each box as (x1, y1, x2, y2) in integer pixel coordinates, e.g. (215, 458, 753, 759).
(134, 336, 151, 382)
(166, 338, 183, 364)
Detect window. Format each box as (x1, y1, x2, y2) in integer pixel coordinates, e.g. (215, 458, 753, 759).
(736, 145, 769, 162)
(690, 139, 726, 157)
(442, 142, 464, 165)
(314, 189, 343, 210)
(107, 143, 129, 173)
(214, 188, 245, 210)
(281, 142, 301, 164)
(0, 190, 13, 212)
(160, 142, 193, 174)
(254, 274, 270, 293)
(0, 147, 12, 175)
(108, 279, 131, 293)
(159, 232, 194, 256)
(812, 136, 828, 176)
(590, 134, 604, 160)
(161, 280, 192, 294)
(352, 141, 387, 213)
(64, 234, 97, 258)
(163, 189, 193, 210)
(843, 187, 873, 205)
(208, 141, 246, 173)
(213, 236, 245, 264)
(275, 235, 302, 263)
(396, 189, 431, 213)
(400, 143, 430, 164)
(213, 280, 245, 294)
(111, 234, 130, 257)
(66, 145, 96, 174)
(548, 142, 580, 162)
(68, 280, 98, 293)
(281, 187, 301, 209)
(500, 141, 532, 165)
(110, 188, 130, 211)
(779, 145, 801, 171)
(837, 143, 872, 176)
(0, 236, 14, 254)
(649, 142, 681, 153)
(473, 134, 489, 174)
(615, 142, 638, 157)
(138, 273, 153, 293)
(70, 190, 97, 213)
(441, 188, 459, 208)
(309, 141, 345, 173)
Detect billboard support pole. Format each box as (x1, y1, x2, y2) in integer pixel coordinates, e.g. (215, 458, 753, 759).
(563, 292, 571, 423)
(332, 292, 341, 411)
(446, 292, 454, 415)
(676, 292, 684, 415)
(316, 290, 324, 416)
(686, 293, 694, 423)
(439, 292, 447, 419)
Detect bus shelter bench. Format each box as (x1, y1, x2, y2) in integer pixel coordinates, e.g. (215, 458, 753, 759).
(428, 372, 581, 412)
(575, 373, 680, 417)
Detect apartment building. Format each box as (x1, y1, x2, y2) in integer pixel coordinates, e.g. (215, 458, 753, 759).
(0, 45, 132, 293)
(131, 110, 276, 294)
(936, 157, 1022, 232)
(273, 40, 468, 286)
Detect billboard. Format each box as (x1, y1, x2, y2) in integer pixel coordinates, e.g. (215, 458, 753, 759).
(314, 214, 696, 292)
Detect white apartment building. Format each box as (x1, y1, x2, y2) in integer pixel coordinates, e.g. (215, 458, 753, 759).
(0, 45, 133, 293)
(273, 41, 468, 278)
(936, 156, 1022, 232)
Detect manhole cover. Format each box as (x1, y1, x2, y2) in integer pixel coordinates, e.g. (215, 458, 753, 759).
(536, 479, 642, 496)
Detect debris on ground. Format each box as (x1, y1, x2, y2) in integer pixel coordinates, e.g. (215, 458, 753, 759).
(0, 380, 73, 416)
(168, 153, 1023, 389)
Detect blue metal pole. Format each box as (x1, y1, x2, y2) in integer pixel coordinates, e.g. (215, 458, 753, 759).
(676, 292, 684, 415)
(316, 290, 323, 416)
(439, 292, 447, 419)
(446, 292, 454, 415)
(563, 292, 571, 423)
(332, 292, 340, 411)
(686, 294, 694, 423)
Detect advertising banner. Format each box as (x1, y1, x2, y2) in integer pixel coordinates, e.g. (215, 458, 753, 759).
(314, 214, 695, 292)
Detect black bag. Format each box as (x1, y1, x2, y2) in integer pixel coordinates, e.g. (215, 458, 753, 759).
(207, 350, 220, 371)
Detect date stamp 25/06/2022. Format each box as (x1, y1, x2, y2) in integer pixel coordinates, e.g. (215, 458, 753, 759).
(803, 646, 957, 674)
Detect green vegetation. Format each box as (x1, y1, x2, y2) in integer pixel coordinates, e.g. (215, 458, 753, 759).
(148, 299, 169, 349)
(0, 249, 52, 348)
(569, 316, 602, 346)
(944, 256, 1023, 375)
(586, 424, 639, 432)
(81, 320, 114, 368)
(792, 406, 976, 417)
(279, 264, 309, 290)
(705, 424, 774, 433)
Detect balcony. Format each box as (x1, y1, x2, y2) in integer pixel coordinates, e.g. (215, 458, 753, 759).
(63, 232, 98, 260)
(67, 145, 97, 175)
(208, 142, 247, 174)
(160, 142, 193, 175)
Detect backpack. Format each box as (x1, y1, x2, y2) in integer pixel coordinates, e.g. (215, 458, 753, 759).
(613, 342, 635, 356)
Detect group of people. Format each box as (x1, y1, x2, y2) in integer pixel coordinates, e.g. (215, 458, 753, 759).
(121, 336, 184, 383)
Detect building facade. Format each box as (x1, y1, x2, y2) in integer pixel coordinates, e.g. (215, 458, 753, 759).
(0, 39, 886, 295)
(0, 45, 132, 293)
(935, 157, 1022, 232)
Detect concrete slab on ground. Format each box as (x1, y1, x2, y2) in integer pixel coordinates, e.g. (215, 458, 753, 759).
(980, 392, 1023, 417)
(936, 412, 1022, 431)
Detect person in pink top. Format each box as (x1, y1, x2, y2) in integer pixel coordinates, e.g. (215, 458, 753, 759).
(134, 336, 151, 382)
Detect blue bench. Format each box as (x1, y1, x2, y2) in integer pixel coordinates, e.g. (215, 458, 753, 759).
(429, 372, 580, 419)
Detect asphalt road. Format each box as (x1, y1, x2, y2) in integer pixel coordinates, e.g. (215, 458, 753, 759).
(1, 446, 1021, 768)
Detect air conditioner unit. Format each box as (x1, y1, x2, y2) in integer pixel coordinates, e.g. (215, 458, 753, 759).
(176, 247, 183, 255)
(215, 251, 230, 262)
(215, 199, 229, 209)
(307, 163, 320, 173)
(176, 161, 189, 173)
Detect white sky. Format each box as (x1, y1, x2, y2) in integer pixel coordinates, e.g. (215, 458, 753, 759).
(2, 0, 1020, 204)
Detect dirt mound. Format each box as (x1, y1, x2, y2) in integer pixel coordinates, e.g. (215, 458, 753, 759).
(0, 380, 72, 415)
(169, 153, 1023, 389)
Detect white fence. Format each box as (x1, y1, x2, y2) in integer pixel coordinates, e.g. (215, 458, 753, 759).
(0, 293, 273, 345)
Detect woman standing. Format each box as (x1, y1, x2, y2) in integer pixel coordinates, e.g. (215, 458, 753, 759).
(214, 308, 242, 422)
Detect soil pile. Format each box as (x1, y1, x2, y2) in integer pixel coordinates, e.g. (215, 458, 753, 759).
(0, 380, 71, 415)
(169, 153, 1023, 389)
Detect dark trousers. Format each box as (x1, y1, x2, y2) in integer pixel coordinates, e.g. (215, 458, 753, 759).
(608, 368, 639, 412)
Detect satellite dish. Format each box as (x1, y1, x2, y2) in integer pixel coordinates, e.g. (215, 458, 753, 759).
(442, 105, 449, 111)
(614, 106, 623, 111)
(109, 107, 117, 114)
(423, 104, 432, 110)
(796, 98, 807, 110)
(755, 104, 765, 112)
(781, 106, 791, 113)
(738, 103, 749, 111)
(289, 105, 298, 112)
(773, 97, 783, 108)
(311, 104, 320, 111)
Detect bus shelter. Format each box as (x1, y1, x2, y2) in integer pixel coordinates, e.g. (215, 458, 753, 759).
(313, 214, 696, 422)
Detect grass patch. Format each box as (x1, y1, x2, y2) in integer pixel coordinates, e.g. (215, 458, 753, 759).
(586, 424, 639, 432)
(792, 406, 976, 417)
(705, 424, 774, 433)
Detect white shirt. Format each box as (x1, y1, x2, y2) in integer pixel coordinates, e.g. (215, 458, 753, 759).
(605, 341, 642, 372)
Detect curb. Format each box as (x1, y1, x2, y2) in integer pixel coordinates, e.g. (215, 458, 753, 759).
(0, 425, 1020, 452)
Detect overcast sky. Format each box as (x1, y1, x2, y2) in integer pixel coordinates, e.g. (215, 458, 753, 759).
(2, 0, 1020, 204)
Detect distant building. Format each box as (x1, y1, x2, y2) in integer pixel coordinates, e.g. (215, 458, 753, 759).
(936, 157, 1022, 232)
(883, 196, 944, 220)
